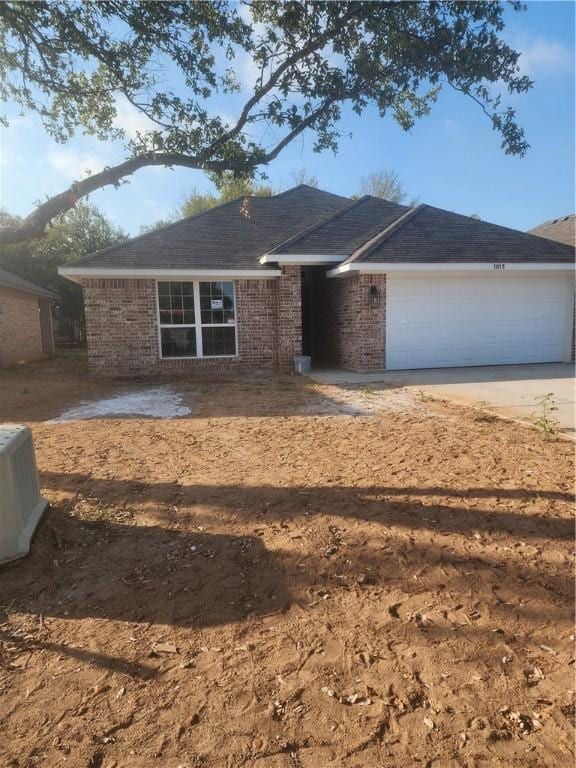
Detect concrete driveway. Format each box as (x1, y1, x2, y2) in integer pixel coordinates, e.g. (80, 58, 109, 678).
(309, 363, 575, 435)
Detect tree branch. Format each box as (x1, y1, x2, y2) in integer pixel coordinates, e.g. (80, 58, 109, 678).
(0, 153, 251, 245)
(203, 5, 359, 159)
(0, 92, 346, 246)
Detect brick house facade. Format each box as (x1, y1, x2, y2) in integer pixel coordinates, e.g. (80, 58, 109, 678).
(60, 186, 575, 376)
(0, 271, 56, 368)
(81, 267, 303, 376)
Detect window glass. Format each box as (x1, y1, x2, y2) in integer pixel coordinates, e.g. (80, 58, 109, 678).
(158, 281, 195, 325)
(161, 327, 197, 357)
(202, 326, 236, 356)
(199, 281, 235, 325)
(158, 281, 236, 358)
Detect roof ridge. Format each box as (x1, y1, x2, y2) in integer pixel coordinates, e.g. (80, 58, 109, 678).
(342, 203, 425, 265)
(273, 184, 348, 201)
(274, 183, 313, 197)
(265, 196, 370, 255)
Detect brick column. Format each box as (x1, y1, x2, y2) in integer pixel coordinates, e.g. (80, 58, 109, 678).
(353, 274, 387, 371)
(326, 273, 386, 371)
(276, 265, 302, 372)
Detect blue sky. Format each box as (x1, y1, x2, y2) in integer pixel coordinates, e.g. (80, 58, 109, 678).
(1, 1, 574, 236)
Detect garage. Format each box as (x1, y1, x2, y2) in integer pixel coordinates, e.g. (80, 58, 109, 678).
(386, 272, 574, 370)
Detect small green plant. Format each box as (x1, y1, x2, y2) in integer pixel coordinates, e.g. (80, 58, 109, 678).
(531, 393, 560, 438)
(472, 400, 498, 423)
(416, 389, 434, 403)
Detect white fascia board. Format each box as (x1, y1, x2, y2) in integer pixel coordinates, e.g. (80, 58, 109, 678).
(327, 261, 575, 277)
(259, 253, 347, 265)
(58, 266, 282, 281)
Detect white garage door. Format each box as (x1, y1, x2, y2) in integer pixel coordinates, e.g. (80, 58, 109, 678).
(386, 273, 573, 370)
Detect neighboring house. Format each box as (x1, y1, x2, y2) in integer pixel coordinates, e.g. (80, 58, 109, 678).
(529, 214, 575, 247)
(0, 267, 57, 367)
(59, 185, 575, 375)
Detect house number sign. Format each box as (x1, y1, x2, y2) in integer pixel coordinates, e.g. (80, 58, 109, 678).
(493, 263, 506, 270)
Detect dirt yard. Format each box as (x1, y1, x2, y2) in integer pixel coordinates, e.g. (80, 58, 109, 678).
(0, 355, 574, 768)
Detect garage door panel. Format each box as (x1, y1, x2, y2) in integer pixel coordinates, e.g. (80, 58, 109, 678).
(391, 301, 568, 325)
(386, 274, 572, 370)
(396, 275, 566, 299)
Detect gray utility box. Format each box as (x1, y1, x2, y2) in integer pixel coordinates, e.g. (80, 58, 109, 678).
(0, 424, 48, 564)
(294, 355, 311, 375)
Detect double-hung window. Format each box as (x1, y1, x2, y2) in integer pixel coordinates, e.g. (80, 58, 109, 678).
(157, 281, 236, 358)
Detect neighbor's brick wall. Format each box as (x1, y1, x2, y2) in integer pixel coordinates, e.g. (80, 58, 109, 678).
(0, 286, 44, 367)
(81, 277, 283, 376)
(325, 274, 387, 371)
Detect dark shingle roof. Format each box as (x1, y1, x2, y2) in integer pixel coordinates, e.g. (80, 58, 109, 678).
(67, 185, 575, 271)
(0, 267, 58, 299)
(73, 185, 350, 270)
(529, 214, 575, 247)
(357, 205, 575, 263)
(268, 196, 408, 256)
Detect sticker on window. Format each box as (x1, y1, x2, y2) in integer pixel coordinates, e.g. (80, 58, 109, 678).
(211, 298, 223, 309)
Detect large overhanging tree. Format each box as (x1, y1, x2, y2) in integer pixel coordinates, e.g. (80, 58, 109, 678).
(0, 0, 531, 243)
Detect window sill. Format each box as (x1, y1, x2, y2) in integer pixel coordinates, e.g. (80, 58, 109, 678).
(159, 355, 239, 361)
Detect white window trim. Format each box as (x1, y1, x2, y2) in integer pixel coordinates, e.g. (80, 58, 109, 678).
(156, 279, 239, 360)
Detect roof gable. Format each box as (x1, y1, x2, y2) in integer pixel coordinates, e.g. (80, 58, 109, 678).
(268, 195, 408, 256)
(359, 205, 575, 263)
(72, 186, 350, 271)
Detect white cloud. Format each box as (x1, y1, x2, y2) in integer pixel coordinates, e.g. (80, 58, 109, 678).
(514, 35, 573, 77)
(47, 147, 108, 181)
(113, 95, 157, 139)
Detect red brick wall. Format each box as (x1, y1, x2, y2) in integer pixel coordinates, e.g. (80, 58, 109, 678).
(277, 265, 302, 371)
(80, 271, 390, 376)
(325, 274, 387, 371)
(81, 277, 289, 376)
(0, 287, 44, 367)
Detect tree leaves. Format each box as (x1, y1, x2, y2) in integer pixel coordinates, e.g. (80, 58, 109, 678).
(0, 1, 532, 242)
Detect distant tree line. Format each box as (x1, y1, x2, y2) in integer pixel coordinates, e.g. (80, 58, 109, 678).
(0, 205, 127, 344)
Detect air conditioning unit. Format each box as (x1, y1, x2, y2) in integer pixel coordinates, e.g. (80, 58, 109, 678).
(0, 425, 48, 564)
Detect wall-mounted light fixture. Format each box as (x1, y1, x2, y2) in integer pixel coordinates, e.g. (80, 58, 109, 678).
(370, 284, 380, 307)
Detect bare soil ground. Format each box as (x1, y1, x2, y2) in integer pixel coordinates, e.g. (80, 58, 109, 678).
(0, 355, 574, 768)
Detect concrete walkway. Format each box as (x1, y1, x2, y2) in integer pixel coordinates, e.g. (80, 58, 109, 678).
(309, 363, 575, 435)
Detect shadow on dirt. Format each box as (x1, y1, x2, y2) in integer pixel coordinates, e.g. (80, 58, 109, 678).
(38, 471, 575, 541)
(0, 507, 291, 632)
(1, 471, 572, 647)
